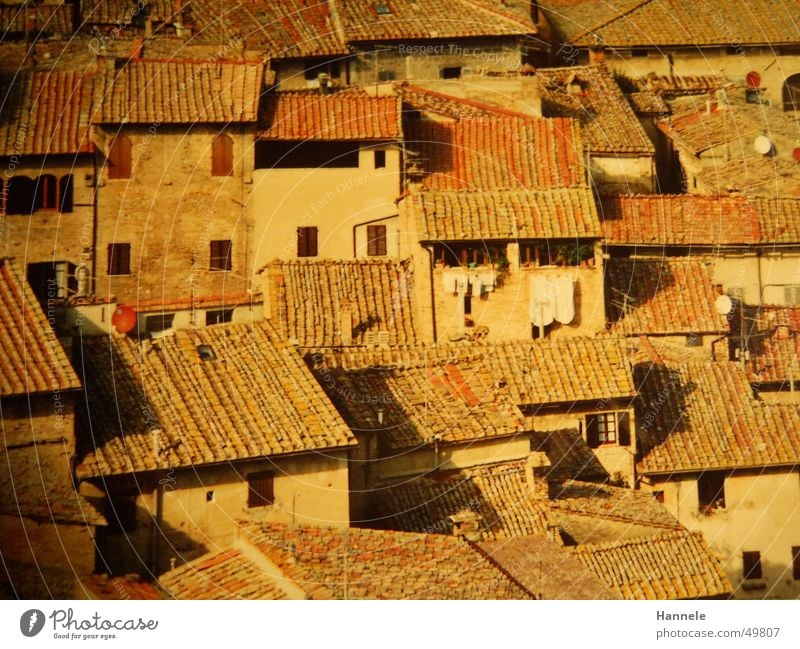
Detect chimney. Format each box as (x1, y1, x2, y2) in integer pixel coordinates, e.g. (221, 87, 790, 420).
(339, 301, 353, 345)
(448, 509, 483, 542)
(525, 451, 551, 499)
(588, 46, 605, 65)
(776, 323, 790, 340)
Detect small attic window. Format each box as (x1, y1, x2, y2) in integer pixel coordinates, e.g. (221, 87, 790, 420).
(375, 3, 392, 14)
(197, 344, 217, 361)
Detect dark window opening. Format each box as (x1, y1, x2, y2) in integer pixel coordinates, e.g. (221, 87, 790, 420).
(464, 292, 472, 316)
(374, 150, 386, 168)
(107, 243, 131, 276)
(247, 472, 275, 508)
(440, 66, 462, 79)
(297, 226, 318, 257)
(726, 45, 741, 55)
(586, 412, 618, 447)
(5, 176, 35, 214)
(211, 134, 234, 176)
(303, 58, 342, 80)
(27, 261, 77, 305)
(3, 175, 73, 214)
(106, 493, 138, 533)
(743, 551, 762, 580)
(367, 224, 387, 256)
(433, 242, 505, 267)
(698, 471, 726, 511)
(653, 491, 665, 504)
(520, 241, 593, 266)
(206, 309, 233, 326)
(209, 240, 232, 271)
(631, 48, 648, 57)
(783, 74, 800, 111)
(206, 491, 214, 502)
(197, 344, 217, 361)
(35, 174, 57, 210)
(107, 135, 132, 179)
(255, 140, 360, 169)
(146, 313, 175, 333)
(59, 174, 73, 212)
(793, 546, 800, 580)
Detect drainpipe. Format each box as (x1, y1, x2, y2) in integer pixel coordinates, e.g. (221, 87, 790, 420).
(150, 482, 164, 574)
(424, 244, 438, 342)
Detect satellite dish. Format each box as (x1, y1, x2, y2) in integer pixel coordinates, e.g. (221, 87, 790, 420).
(715, 294, 733, 316)
(112, 305, 137, 333)
(745, 71, 761, 88)
(754, 135, 772, 155)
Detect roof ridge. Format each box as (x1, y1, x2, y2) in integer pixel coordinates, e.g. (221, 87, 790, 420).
(569, 0, 658, 45)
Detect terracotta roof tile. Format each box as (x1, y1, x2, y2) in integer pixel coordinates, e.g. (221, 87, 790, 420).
(258, 90, 402, 140)
(538, 65, 654, 154)
(82, 1, 177, 26)
(572, 531, 731, 599)
(341, 0, 537, 42)
(0, 259, 80, 397)
(543, 0, 800, 47)
(127, 291, 262, 314)
(626, 91, 669, 115)
(530, 429, 609, 482)
(75, 321, 355, 478)
(0, 3, 73, 36)
(634, 73, 727, 97)
(96, 60, 264, 124)
(406, 116, 585, 190)
(410, 187, 600, 241)
(268, 259, 418, 347)
(0, 70, 101, 156)
(605, 257, 729, 334)
(751, 198, 800, 243)
(371, 461, 555, 540)
(243, 522, 533, 599)
(635, 360, 800, 473)
(397, 81, 532, 121)
(79, 574, 163, 600)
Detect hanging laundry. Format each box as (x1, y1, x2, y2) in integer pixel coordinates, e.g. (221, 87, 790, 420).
(554, 275, 576, 324)
(480, 272, 496, 292)
(442, 272, 458, 293)
(471, 274, 483, 297)
(529, 275, 555, 326)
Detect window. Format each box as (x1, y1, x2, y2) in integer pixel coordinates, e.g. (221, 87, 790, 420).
(107, 135, 132, 179)
(209, 240, 232, 271)
(653, 491, 665, 504)
(27, 261, 77, 304)
(520, 241, 593, 266)
(698, 471, 726, 511)
(247, 472, 275, 508)
(59, 174, 73, 212)
(631, 48, 648, 57)
(211, 134, 234, 176)
(367, 224, 387, 256)
(440, 66, 462, 79)
(783, 74, 800, 111)
(793, 547, 800, 580)
(297, 226, 318, 257)
(374, 150, 386, 169)
(5, 176, 35, 214)
(206, 309, 233, 326)
(433, 242, 505, 267)
(35, 174, 57, 210)
(303, 58, 341, 80)
(586, 412, 617, 447)
(107, 243, 131, 276)
(255, 141, 359, 169)
(197, 344, 217, 361)
(106, 492, 138, 532)
(742, 551, 762, 580)
(146, 313, 175, 333)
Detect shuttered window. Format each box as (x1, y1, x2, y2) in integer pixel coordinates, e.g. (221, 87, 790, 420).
(107, 243, 131, 275)
(209, 240, 232, 271)
(743, 551, 762, 580)
(367, 224, 387, 256)
(211, 134, 234, 176)
(247, 472, 275, 508)
(297, 226, 318, 257)
(107, 135, 132, 179)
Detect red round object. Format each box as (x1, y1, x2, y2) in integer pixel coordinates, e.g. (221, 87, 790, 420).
(746, 71, 761, 88)
(112, 305, 137, 333)
(793, 148, 800, 162)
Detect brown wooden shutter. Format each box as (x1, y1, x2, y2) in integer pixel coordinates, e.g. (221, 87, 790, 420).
(247, 472, 274, 508)
(212, 134, 233, 176)
(108, 136, 132, 179)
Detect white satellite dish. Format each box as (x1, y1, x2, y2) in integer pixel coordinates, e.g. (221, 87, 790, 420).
(715, 294, 733, 315)
(753, 135, 772, 155)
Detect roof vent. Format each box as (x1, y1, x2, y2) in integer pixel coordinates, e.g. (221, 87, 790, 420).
(375, 3, 392, 15)
(448, 509, 482, 542)
(197, 344, 216, 361)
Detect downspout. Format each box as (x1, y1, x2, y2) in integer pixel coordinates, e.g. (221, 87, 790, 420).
(150, 481, 163, 574)
(424, 243, 438, 342)
(92, 139, 99, 296)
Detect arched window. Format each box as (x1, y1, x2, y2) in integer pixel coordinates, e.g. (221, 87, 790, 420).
(211, 134, 233, 176)
(6, 176, 36, 215)
(783, 74, 800, 111)
(107, 135, 132, 179)
(35, 174, 58, 210)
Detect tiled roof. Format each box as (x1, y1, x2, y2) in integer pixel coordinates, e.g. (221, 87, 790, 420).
(127, 291, 262, 314)
(309, 353, 526, 450)
(79, 575, 163, 600)
(600, 194, 761, 246)
(257, 90, 402, 140)
(159, 545, 289, 600)
(481, 535, 619, 599)
(696, 155, 800, 198)
(74, 321, 355, 478)
(183, 0, 348, 56)
(242, 522, 534, 599)
(340, 0, 537, 42)
(538, 66, 654, 154)
(0, 444, 104, 525)
(530, 429, 609, 482)
(371, 461, 554, 540)
(542, 0, 800, 47)
(410, 188, 601, 241)
(751, 198, 800, 243)
(635, 360, 800, 473)
(572, 531, 732, 599)
(626, 91, 669, 115)
(311, 337, 637, 408)
(397, 82, 531, 121)
(0, 3, 73, 35)
(96, 60, 264, 124)
(634, 73, 727, 97)
(267, 259, 418, 347)
(747, 333, 800, 384)
(82, 1, 177, 26)
(0, 70, 100, 156)
(0, 259, 81, 397)
(605, 257, 729, 335)
(406, 116, 585, 190)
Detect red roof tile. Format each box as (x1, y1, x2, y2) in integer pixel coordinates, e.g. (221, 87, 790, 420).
(605, 257, 729, 335)
(258, 90, 402, 140)
(96, 60, 264, 124)
(79, 574, 163, 600)
(0, 259, 80, 397)
(0, 3, 73, 35)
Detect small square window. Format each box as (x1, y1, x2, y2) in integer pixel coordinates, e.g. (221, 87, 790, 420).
(653, 491, 665, 504)
(297, 226, 318, 257)
(206, 491, 214, 502)
(197, 344, 216, 361)
(206, 309, 233, 326)
(247, 472, 274, 508)
(210, 240, 232, 271)
(146, 313, 175, 333)
(374, 150, 386, 169)
(107, 243, 131, 276)
(743, 551, 762, 580)
(367, 224, 387, 256)
(586, 412, 617, 447)
(440, 67, 462, 79)
(698, 471, 726, 511)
